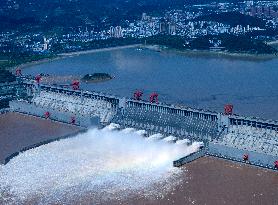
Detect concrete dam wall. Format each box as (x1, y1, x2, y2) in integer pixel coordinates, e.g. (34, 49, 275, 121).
(4, 80, 278, 170)
(113, 100, 219, 142)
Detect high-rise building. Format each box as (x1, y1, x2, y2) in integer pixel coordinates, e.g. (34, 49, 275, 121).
(168, 23, 176, 35)
(110, 26, 123, 38)
(43, 37, 49, 51)
(110, 26, 115, 37)
(115, 26, 123, 38)
(159, 21, 167, 33)
(142, 13, 147, 21)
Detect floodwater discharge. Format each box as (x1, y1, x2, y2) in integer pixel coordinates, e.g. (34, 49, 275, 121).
(0, 125, 201, 204)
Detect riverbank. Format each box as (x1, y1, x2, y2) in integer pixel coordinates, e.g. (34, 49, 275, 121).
(266, 40, 278, 45)
(12, 56, 59, 71)
(144, 44, 277, 61)
(58, 44, 142, 57)
(9, 43, 277, 73)
(10, 44, 142, 72)
(267, 40, 278, 50)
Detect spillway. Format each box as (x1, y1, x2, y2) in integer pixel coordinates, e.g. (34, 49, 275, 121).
(1, 78, 278, 170)
(0, 126, 202, 204)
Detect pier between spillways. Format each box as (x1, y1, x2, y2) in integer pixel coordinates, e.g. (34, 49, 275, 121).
(1, 80, 278, 170)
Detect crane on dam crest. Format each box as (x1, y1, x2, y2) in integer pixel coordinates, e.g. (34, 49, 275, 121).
(1, 73, 278, 171)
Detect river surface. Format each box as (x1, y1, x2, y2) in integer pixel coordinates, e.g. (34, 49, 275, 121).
(24, 48, 278, 120)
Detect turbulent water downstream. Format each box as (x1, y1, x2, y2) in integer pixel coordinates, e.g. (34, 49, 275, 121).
(0, 126, 201, 204)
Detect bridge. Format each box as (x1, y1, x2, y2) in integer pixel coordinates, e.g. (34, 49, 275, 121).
(1, 78, 278, 170)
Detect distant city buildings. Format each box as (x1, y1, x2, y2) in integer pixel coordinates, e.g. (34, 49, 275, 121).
(159, 21, 176, 35)
(250, 6, 278, 19)
(1, 0, 278, 54)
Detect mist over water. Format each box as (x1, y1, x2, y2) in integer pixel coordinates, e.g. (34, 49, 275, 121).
(0, 126, 201, 204)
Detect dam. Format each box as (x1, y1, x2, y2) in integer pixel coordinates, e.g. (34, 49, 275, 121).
(1, 76, 278, 170)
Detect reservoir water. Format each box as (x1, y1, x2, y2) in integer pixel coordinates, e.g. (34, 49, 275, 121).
(24, 48, 278, 120)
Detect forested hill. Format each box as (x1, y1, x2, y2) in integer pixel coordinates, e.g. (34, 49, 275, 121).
(146, 34, 277, 55)
(0, 69, 16, 83)
(0, 0, 245, 32)
(195, 12, 266, 27)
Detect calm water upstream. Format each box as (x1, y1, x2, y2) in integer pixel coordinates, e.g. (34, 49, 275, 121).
(24, 48, 278, 120)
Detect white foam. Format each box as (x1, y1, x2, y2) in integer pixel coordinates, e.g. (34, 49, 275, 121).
(121, 127, 135, 133)
(163, 135, 177, 142)
(146, 133, 164, 141)
(176, 139, 191, 145)
(135, 130, 147, 136)
(103, 123, 121, 131)
(192, 141, 204, 148)
(0, 127, 202, 204)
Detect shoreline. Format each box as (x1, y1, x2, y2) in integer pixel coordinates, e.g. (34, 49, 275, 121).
(267, 40, 278, 50)
(14, 56, 61, 71)
(9, 42, 278, 72)
(81, 78, 114, 84)
(144, 45, 277, 61)
(10, 44, 142, 72)
(58, 44, 142, 57)
(266, 40, 278, 45)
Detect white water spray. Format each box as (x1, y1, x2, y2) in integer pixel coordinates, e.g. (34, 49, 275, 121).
(0, 126, 202, 204)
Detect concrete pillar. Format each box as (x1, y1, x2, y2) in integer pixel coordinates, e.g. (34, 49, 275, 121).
(119, 97, 126, 115)
(26, 86, 32, 97)
(81, 90, 84, 103)
(217, 113, 230, 133)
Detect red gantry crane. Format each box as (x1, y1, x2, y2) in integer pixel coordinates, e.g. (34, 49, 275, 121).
(150, 92, 159, 104)
(224, 104, 233, 115)
(274, 160, 278, 169)
(243, 153, 249, 162)
(71, 80, 80, 90)
(134, 90, 143, 100)
(15, 68, 22, 76)
(35, 75, 42, 84)
(44, 111, 50, 119)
